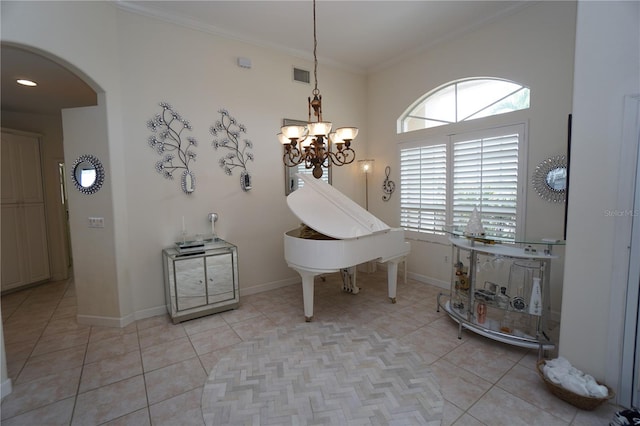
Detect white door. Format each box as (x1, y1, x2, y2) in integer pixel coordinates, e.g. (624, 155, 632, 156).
(622, 147, 640, 409)
(1, 205, 25, 288)
(0, 130, 50, 291)
(620, 95, 640, 409)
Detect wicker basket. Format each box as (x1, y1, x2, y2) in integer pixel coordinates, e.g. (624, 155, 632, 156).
(536, 360, 614, 411)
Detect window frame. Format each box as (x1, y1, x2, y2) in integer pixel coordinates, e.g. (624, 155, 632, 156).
(398, 118, 528, 244)
(398, 77, 530, 134)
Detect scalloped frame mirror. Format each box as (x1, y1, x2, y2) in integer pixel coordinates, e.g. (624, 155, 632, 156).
(71, 154, 105, 195)
(532, 155, 567, 203)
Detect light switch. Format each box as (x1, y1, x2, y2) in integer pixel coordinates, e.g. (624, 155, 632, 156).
(237, 57, 252, 68)
(88, 217, 105, 228)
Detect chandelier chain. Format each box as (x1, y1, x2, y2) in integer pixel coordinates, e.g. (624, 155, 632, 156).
(278, 0, 358, 179)
(312, 0, 319, 95)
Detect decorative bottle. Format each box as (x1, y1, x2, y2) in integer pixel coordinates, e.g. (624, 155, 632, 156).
(529, 277, 542, 316)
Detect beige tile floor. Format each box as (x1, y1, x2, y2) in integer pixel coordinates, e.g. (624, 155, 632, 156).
(1, 269, 623, 425)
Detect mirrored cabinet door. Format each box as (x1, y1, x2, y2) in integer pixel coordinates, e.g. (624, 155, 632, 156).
(206, 252, 236, 304)
(174, 257, 208, 311)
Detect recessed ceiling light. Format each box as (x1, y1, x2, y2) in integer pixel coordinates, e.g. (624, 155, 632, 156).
(17, 79, 37, 87)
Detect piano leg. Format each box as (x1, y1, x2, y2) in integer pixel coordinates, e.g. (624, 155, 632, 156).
(297, 269, 317, 322)
(387, 260, 399, 303)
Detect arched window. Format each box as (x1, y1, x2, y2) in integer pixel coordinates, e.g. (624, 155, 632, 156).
(398, 77, 530, 133)
(398, 78, 530, 242)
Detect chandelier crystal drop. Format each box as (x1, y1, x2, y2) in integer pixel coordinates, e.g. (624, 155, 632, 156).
(277, 0, 358, 179)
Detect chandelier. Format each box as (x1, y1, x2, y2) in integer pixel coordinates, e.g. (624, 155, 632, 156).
(277, 0, 358, 179)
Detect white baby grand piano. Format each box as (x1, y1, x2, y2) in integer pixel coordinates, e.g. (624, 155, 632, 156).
(284, 174, 410, 321)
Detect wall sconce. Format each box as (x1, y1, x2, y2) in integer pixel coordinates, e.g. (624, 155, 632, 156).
(358, 159, 374, 210)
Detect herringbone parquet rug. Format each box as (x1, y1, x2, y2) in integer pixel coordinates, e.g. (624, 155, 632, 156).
(201, 322, 443, 425)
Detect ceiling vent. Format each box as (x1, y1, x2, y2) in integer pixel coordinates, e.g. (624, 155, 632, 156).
(293, 67, 310, 84)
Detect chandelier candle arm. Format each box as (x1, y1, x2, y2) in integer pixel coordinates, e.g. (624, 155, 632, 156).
(276, 0, 358, 179)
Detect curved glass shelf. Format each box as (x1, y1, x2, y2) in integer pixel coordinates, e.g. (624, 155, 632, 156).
(449, 237, 559, 259)
(437, 295, 554, 351)
(442, 227, 565, 248)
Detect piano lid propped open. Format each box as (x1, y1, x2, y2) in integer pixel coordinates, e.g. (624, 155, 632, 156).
(286, 174, 390, 239)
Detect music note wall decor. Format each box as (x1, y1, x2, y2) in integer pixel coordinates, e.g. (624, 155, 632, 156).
(382, 166, 396, 201)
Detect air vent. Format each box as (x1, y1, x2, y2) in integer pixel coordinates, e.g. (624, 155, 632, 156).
(293, 67, 310, 84)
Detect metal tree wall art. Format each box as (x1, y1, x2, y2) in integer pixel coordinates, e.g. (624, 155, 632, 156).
(211, 109, 254, 191)
(147, 102, 198, 194)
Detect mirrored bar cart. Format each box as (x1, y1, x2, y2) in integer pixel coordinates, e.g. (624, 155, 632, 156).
(163, 238, 239, 324)
(437, 233, 563, 358)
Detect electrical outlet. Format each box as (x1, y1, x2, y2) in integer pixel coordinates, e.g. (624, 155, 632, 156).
(88, 217, 105, 228)
(444, 255, 449, 263)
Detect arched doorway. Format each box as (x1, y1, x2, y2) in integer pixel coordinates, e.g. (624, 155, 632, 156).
(1, 43, 98, 291)
(1, 43, 99, 399)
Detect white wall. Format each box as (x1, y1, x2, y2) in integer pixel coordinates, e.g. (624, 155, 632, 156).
(0, 1, 577, 320)
(63, 99, 123, 322)
(116, 8, 367, 319)
(366, 1, 576, 317)
(559, 0, 640, 391)
(0, 1, 367, 325)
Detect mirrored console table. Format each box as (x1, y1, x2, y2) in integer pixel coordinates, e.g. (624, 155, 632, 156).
(163, 238, 239, 324)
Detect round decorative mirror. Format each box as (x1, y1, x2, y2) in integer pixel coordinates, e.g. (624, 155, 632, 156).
(71, 154, 105, 195)
(532, 155, 567, 203)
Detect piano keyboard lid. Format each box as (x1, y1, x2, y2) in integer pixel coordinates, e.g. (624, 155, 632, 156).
(286, 174, 391, 239)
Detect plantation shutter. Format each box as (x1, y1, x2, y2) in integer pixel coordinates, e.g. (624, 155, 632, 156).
(400, 144, 447, 234)
(294, 164, 330, 189)
(452, 132, 519, 240)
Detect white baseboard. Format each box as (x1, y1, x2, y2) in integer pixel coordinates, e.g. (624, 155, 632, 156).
(76, 314, 129, 328)
(133, 305, 168, 322)
(75, 278, 301, 328)
(72, 274, 464, 329)
(407, 271, 449, 290)
(76, 304, 169, 328)
(239, 277, 299, 296)
(126, 278, 300, 324)
(1, 378, 12, 400)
